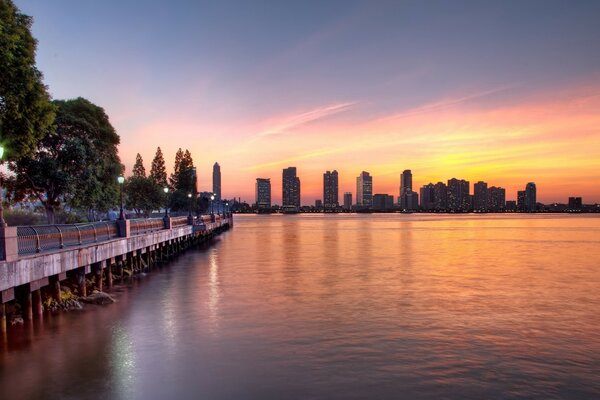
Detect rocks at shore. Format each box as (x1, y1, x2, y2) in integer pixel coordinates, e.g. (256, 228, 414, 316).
(80, 291, 116, 305)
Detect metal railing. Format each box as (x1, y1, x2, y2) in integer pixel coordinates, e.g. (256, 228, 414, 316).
(130, 218, 165, 235)
(17, 221, 119, 256)
(171, 216, 190, 228)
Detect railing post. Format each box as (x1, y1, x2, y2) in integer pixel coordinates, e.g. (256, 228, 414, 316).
(74, 225, 82, 245)
(163, 216, 172, 229)
(117, 219, 130, 238)
(31, 227, 41, 253)
(91, 224, 98, 242)
(56, 226, 64, 248)
(0, 227, 19, 261)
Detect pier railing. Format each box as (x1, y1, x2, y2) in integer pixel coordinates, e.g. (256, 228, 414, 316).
(16, 222, 119, 256)
(130, 218, 165, 235)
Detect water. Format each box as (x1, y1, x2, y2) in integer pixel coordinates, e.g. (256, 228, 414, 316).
(1, 214, 600, 399)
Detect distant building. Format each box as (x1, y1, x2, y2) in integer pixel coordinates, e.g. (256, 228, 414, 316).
(323, 170, 339, 210)
(568, 197, 583, 211)
(433, 182, 448, 211)
(373, 194, 394, 211)
(399, 170, 413, 209)
(525, 182, 537, 212)
(255, 178, 271, 210)
(343, 192, 352, 210)
(488, 186, 506, 212)
(420, 183, 435, 211)
(447, 178, 470, 212)
(282, 167, 301, 209)
(517, 190, 526, 212)
(212, 162, 221, 200)
(356, 171, 373, 207)
(505, 200, 517, 212)
(473, 181, 488, 212)
(315, 200, 323, 210)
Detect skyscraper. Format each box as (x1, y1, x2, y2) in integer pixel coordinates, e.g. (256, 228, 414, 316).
(525, 182, 537, 212)
(433, 182, 448, 211)
(420, 183, 435, 211)
(255, 178, 271, 210)
(343, 192, 352, 210)
(488, 186, 506, 212)
(517, 190, 526, 212)
(323, 170, 339, 210)
(373, 194, 394, 211)
(399, 169, 413, 210)
(473, 181, 488, 212)
(212, 162, 221, 200)
(356, 171, 372, 207)
(282, 167, 301, 209)
(447, 178, 470, 212)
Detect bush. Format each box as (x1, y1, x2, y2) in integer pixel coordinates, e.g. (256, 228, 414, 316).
(4, 209, 45, 226)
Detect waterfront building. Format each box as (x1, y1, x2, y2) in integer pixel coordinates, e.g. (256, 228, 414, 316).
(473, 181, 488, 212)
(356, 171, 373, 207)
(323, 170, 339, 210)
(525, 182, 537, 212)
(568, 197, 583, 211)
(506, 200, 517, 212)
(447, 178, 470, 212)
(315, 200, 323, 210)
(399, 170, 413, 209)
(343, 192, 352, 210)
(282, 167, 301, 209)
(517, 190, 526, 211)
(488, 186, 506, 212)
(255, 178, 271, 210)
(373, 194, 394, 211)
(213, 162, 221, 200)
(420, 183, 435, 211)
(433, 182, 448, 211)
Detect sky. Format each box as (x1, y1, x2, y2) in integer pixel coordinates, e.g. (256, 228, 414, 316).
(16, 0, 600, 204)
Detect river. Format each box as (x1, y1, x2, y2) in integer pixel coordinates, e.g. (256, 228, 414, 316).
(1, 214, 600, 399)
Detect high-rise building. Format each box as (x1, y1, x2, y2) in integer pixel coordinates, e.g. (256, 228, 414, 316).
(315, 200, 323, 210)
(343, 192, 352, 210)
(212, 162, 221, 200)
(405, 191, 419, 211)
(517, 190, 526, 212)
(323, 170, 339, 210)
(473, 181, 488, 212)
(399, 169, 413, 209)
(447, 178, 470, 212)
(433, 182, 448, 211)
(373, 194, 394, 211)
(506, 200, 517, 212)
(420, 183, 435, 211)
(525, 182, 536, 212)
(568, 197, 583, 211)
(356, 171, 373, 207)
(487, 186, 506, 212)
(282, 167, 301, 208)
(255, 178, 271, 210)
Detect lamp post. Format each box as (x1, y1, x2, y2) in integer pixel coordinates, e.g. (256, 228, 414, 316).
(163, 187, 169, 217)
(210, 194, 215, 215)
(0, 145, 5, 227)
(225, 201, 229, 215)
(187, 193, 192, 218)
(117, 176, 125, 220)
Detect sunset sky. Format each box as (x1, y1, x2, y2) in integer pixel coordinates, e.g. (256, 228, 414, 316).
(17, 1, 600, 204)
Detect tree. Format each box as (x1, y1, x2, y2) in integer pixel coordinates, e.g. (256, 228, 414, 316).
(132, 153, 146, 177)
(169, 148, 184, 189)
(0, 0, 55, 160)
(7, 97, 122, 223)
(150, 147, 167, 187)
(124, 176, 162, 216)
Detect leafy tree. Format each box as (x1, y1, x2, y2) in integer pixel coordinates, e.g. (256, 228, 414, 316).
(124, 176, 162, 216)
(132, 153, 146, 177)
(0, 0, 55, 159)
(7, 98, 122, 223)
(150, 147, 167, 187)
(169, 149, 196, 211)
(169, 148, 184, 189)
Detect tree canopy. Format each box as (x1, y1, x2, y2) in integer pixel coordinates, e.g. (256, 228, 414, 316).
(0, 0, 55, 159)
(150, 147, 167, 187)
(132, 153, 146, 177)
(7, 97, 123, 223)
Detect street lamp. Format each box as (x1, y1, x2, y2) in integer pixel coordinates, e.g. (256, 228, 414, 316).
(117, 176, 125, 220)
(187, 193, 192, 217)
(163, 187, 169, 217)
(0, 145, 5, 227)
(225, 201, 229, 215)
(210, 194, 215, 214)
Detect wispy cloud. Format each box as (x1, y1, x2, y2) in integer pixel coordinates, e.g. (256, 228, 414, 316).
(256, 102, 356, 137)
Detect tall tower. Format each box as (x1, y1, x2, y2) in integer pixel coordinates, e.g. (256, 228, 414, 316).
(282, 167, 300, 208)
(212, 162, 221, 200)
(525, 182, 537, 212)
(473, 181, 488, 212)
(255, 178, 271, 210)
(356, 171, 373, 207)
(323, 170, 339, 210)
(399, 169, 413, 210)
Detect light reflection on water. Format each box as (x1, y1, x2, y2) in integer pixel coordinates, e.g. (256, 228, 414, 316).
(1, 214, 600, 399)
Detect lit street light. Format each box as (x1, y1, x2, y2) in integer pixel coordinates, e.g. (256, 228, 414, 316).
(210, 194, 215, 215)
(0, 145, 5, 227)
(164, 187, 169, 217)
(188, 193, 193, 218)
(117, 176, 125, 220)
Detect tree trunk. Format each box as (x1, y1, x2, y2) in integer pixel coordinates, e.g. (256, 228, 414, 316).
(45, 206, 55, 224)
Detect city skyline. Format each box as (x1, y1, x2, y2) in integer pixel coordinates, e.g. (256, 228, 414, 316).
(15, 1, 600, 203)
